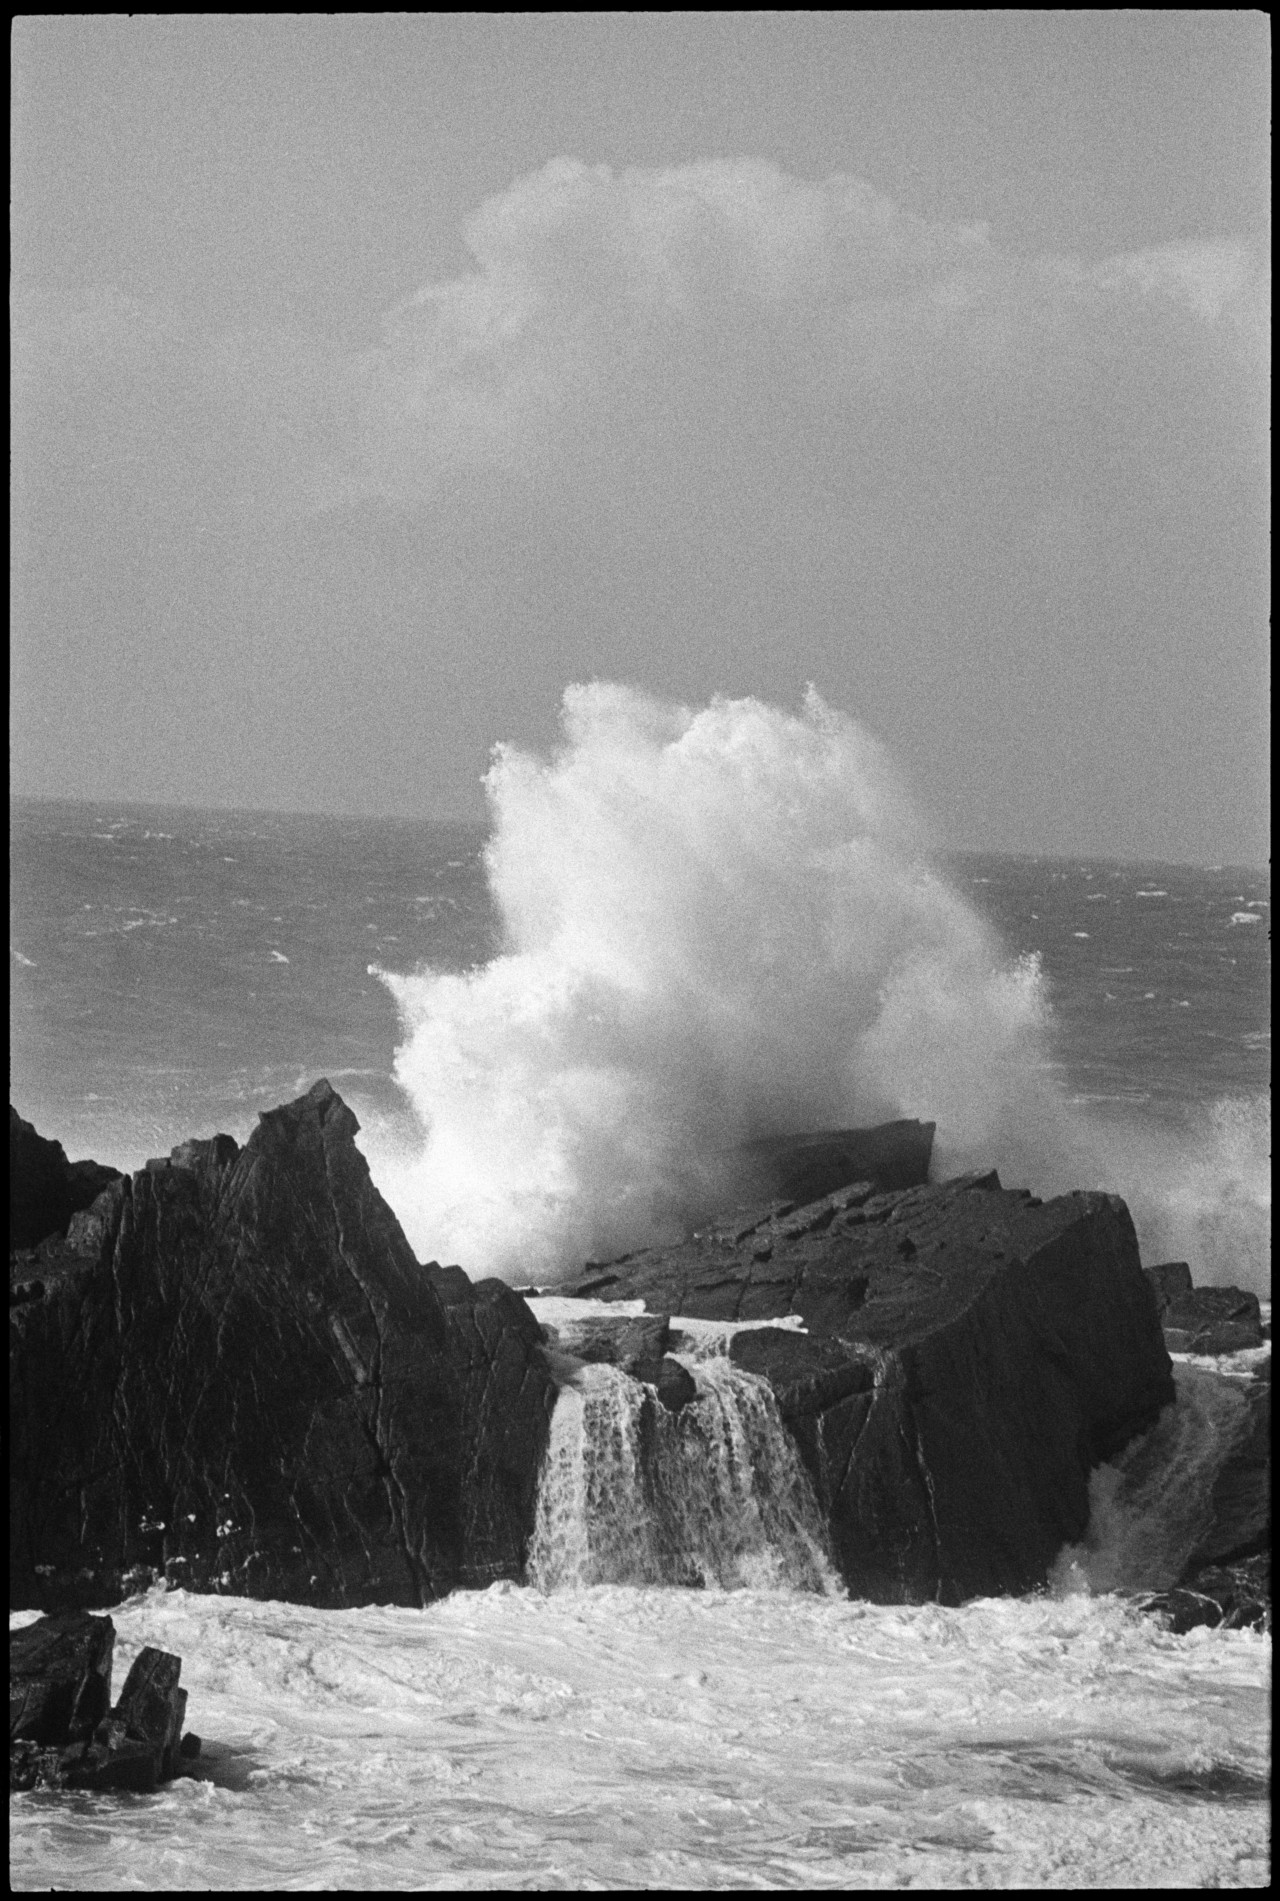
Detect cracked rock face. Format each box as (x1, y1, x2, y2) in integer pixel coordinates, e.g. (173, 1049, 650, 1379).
(10, 1082, 557, 1612)
(565, 1173, 1177, 1603)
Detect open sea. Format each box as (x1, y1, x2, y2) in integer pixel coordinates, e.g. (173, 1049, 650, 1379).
(9, 790, 1272, 1890)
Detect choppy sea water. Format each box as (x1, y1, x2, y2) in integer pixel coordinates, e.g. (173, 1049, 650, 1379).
(9, 793, 1272, 1889)
(8, 1586, 1271, 1891)
(9, 800, 493, 1173)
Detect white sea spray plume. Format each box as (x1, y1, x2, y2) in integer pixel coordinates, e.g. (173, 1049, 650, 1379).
(1050, 1363, 1256, 1597)
(1113, 1094, 1271, 1297)
(374, 682, 1059, 1280)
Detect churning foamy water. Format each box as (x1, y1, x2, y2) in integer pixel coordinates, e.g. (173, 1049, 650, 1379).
(8, 1326, 1272, 1890)
(10, 1581, 1270, 1892)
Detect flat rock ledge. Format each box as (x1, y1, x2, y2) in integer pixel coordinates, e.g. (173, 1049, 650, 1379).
(10, 1610, 199, 1793)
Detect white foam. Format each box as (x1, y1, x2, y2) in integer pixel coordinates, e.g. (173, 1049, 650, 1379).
(9, 1585, 1269, 1890)
(373, 685, 1058, 1281)
(1050, 1364, 1258, 1597)
(365, 684, 1269, 1297)
(527, 1295, 649, 1326)
(526, 1296, 811, 1355)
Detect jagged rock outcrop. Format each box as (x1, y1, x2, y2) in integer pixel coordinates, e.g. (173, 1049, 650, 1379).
(1143, 1261, 1264, 1355)
(10, 1612, 199, 1792)
(10, 1082, 556, 1612)
(9, 1107, 121, 1252)
(565, 1172, 1176, 1603)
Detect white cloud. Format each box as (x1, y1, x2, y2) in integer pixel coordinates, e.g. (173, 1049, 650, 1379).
(333, 158, 1263, 507)
(13, 159, 1267, 521)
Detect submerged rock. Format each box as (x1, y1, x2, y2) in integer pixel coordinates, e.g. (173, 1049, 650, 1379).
(566, 1173, 1175, 1603)
(10, 1082, 556, 1611)
(9, 1107, 121, 1252)
(9, 1612, 196, 1792)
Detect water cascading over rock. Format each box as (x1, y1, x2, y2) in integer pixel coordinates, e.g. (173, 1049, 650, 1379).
(527, 1357, 839, 1594)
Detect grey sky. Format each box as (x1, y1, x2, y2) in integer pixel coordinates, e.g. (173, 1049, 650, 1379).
(10, 13, 1270, 861)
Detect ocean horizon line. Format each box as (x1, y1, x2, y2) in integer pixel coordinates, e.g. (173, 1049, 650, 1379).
(9, 791, 1271, 878)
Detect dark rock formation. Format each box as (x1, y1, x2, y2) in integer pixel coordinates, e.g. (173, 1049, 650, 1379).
(1143, 1261, 1264, 1355)
(10, 1082, 556, 1612)
(9, 1610, 113, 1749)
(1141, 1553, 1271, 1635)
(541, 1312, 698, 1413)
(553, 1313, 671, 1371)
(565, 1172, 1175, 1603)
(109, 1647, 188, 1783)
(1143, 1261, 1194, 1310)
(10, 1612, 196, 1792)
(1136, 1261, 1269, 1619)
(735, 1120, 935, 1209)
(9, 1107, 121, 1252)
(646, 1356, 699, 1414)
(1185, 1369, 1270, 1571)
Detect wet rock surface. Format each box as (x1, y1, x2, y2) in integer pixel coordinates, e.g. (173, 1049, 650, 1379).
(552, 1313, 672, 1371)
(1143, 1261, 1264, 1354)
(1140, 1553, 1271, 1635)
(10, 1082, 556, 1612)
(10, 1612, 198, 1792)
(9, 1610, 114, 1750)
(566, 1172, 1176, 1602)
(539, 1313, 700, 1414)
(1185, 1371, 1270, 1572)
